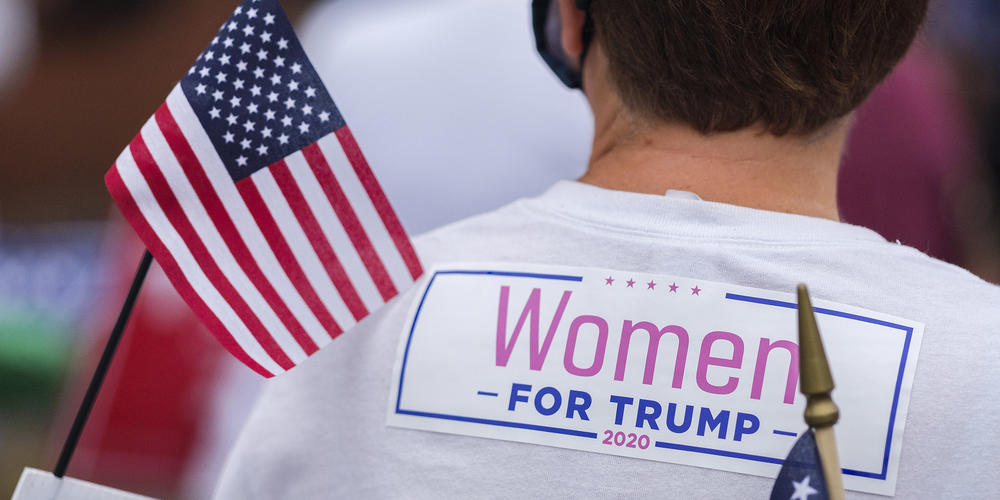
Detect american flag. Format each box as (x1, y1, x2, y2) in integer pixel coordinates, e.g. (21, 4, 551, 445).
(770, 430, 830, 500)
(105, 0, 422, 377)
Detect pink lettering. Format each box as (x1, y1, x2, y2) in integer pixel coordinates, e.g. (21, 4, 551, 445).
(696, 331, 744, 395)
(750, 338, 799, 404)
(495, 286, 573, 370)
(563, 315, 609, 376)
(614, 321, 689, 387)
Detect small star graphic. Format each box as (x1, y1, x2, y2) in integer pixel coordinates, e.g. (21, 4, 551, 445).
(298, 122, 311, 134)
(626, 279, 636, 288)
(261, 127, 272, 138)
(264, 109, 276, 120)
(264, 13, 276, 25)
(247, 7, 258, 18)
(302, 104, 313, 115)
(256, 144, 269, 156)
(691, 286, 701, 296)
(233, 78, 245, 90)
(668, 283, 678, 293)
(223, 37, 234, 48)
(212, 90, 224, 101)
(270, 74, 282, 86)
(223, 131, 235, 143)
(281, 116, 293, 127)
(284, 97, 296, 109)
(199, 67, 211, 78)
(240, 138, 252, 150)
(236, 155, 248, 167)
(304, 86, 316, 98)
(256, 49, 269, 61)
(277, 133, 289, 145)
(605, 276, 614, 286)
(242, 120, 256, 132)
(277, 38, 289, 50)
(229, 96, 241, 108)
(215, 71, 228, 84)
(236, 60, 248, 72)
(291, 63, 303, 75)
(287, 80, 300, 92)
(247, 103, 259, 114)
(267, 91, 279, 103)
(240, 42, 252, 54)
(261, 31, 272, 43)
(318, 111, 331, 122)
(250, 85, 262, 97)
(274, 56, 285, 67)
(228, 21, 238, 32)
(219, 54, 231, 66)
(225, 114, 238, 126)
(790, 476, 819, 500)
(195, 83, 207, 95)
(253, 67, 266, 79)
(204, 50, 215, 61)
(243, 25, 255, 37)
(647, 281, 656, 290)
(208, 107, 221, 119)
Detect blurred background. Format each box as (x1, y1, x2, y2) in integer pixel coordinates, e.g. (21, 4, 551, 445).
(0, 0, 997, 497)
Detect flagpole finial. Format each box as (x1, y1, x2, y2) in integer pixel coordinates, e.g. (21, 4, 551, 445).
(798, 284, 839, 428)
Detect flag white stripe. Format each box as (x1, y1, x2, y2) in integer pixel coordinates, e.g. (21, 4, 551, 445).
(166, 90, 331, 348)
(284, 150, 383, 312)
(250, 169, 358, 331)
(115, 145, 285, 375)
(139, 119, 307, 364)
(317, 133, 413, 291)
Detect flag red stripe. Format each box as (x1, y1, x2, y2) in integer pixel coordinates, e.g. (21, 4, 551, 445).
(300, 143, 398, 300)
(129, 136, 295, 370)
(106, 168, 275, 378)
(234, 178, 343, 339)
(334, 126, 423, 280)
(263, 160, 369, 320)
(155, 106, 319, 355)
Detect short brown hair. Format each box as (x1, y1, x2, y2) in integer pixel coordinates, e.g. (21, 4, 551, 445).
(591, 1, 929, 136)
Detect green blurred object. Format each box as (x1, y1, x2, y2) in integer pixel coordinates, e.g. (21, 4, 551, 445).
(0, 308, 71, 412)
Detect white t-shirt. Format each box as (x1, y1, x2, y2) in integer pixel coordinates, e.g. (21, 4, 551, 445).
(215, 181, 1000, 499)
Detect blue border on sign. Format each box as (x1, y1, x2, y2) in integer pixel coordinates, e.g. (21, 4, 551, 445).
(394, 271, 914, 482)
(723, 293, 914, 480)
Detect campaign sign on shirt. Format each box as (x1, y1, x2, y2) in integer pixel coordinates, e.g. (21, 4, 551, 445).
(387, 263, 924, 496)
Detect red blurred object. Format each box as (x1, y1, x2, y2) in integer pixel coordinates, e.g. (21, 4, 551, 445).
(53, 220, 232, 497)
(839, 46, 975, 264)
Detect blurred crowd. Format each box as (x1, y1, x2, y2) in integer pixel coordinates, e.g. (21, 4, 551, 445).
(0, 0, 997, 497)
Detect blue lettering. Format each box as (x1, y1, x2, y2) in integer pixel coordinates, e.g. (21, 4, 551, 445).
(734, 412, 760, 442)
(666, 403, 694, 433)
(636, 399, 662, 430)
(566, 390, 592, 420)
(534, 386, 562, 416)
(508, 383, 531, 411)
(697, 407, 731, 440)
(609, 395, 634, 425)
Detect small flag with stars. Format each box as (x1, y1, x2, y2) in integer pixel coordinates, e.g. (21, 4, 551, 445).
(105, 0, 423, 377)
(770, 429, 830, 500)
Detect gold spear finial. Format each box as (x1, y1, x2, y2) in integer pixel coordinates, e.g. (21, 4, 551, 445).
(797, 284, 845, 500)
(798, 284, 839, 428)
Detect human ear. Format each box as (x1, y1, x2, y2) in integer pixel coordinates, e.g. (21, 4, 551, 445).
(558, 0, 587, 60)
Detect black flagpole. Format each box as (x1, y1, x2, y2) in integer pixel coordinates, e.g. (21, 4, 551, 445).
(53, 250, 154, 478)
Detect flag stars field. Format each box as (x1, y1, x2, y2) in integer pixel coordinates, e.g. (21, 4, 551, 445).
(183, 2, 342, 176)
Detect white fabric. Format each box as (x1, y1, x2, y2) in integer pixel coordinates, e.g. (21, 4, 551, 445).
(215, 181, 1000, 499)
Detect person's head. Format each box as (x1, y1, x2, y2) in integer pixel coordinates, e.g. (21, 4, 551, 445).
(553, 0, 929, 138)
